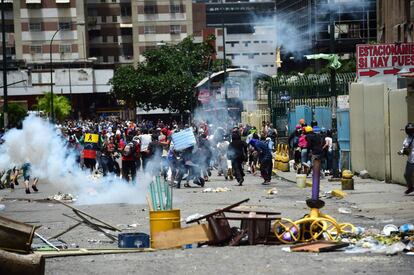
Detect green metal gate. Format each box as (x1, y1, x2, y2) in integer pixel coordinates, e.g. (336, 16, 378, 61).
(268, 73, 356, 135)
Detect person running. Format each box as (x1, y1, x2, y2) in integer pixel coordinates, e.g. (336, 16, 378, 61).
(228, 131, 248, 185)
(398, 123, 414, 195)
(21, 163, 38, 194)
(249, 138, 273, 185)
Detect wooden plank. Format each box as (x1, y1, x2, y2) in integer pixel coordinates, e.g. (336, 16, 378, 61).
(152, 224, 214, 249)
(0, 249, 45, 275)
(186, 199, 249, 224)
(290, 241, 349, 253)
(34, 248, 155, 258)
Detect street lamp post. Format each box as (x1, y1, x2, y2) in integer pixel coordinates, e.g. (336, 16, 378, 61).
(220, 0, 227, 100)
(67, 57, 96, 119)
(1, 0, 8, 130)
(329, 11, 340, 179)
(49, 22, 84, 123)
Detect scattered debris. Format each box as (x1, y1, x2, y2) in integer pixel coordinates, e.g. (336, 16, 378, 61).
(186, 213, 204, 223)
(47, 192, 76, 202)
(359, 170, 370, 179)
(50, 200, 121, 242)
(202, 187, 231, 193)
(289, 240, 349, 253)
(338, 207, 352, 214)
(382, 224, 399, 236)
(266, 188, 278, 195)
(331, 189, 347, 199)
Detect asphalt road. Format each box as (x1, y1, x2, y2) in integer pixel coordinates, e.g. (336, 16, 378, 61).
(1, 171, 413, 275)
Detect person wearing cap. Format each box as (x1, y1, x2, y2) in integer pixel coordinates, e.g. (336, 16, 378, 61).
(306, 124, 324, 176)
(248, 138, 273, 185)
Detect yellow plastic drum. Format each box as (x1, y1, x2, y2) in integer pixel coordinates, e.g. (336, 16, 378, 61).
(149, 209, 181, 248)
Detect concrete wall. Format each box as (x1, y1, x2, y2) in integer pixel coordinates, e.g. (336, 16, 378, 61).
(350, 83, 412, 184)
(349, 83, 366, 173)
(388, 89, 408, 184)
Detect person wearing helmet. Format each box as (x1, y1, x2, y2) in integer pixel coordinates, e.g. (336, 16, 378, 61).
(398, 123, 414, 194)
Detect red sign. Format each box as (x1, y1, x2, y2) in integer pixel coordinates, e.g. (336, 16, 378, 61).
(357, 43, 414, 79)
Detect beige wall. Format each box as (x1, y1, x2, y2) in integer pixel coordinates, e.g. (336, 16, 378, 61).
(350, 82, 412, 184)
(349, 83, 366, 173)
(388, 89, 409, 184)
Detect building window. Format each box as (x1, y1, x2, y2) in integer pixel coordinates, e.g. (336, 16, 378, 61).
(121, 5, 131, 16)
(170, 25, 181, 34)
(59, 22, 71, 31)
(144, 4, 157, 14)
(29, 22, 42, 32)
(170, 4, 180, 13)
(112, 16, 117, 23)
(102, 36, 107, 42)
(144, 25, 156, 34)
(59, 44, 71, 53)
(102, 16, 106, 23)
(30, 45, 42, 54)
(113, 35, 118, 42)
(411, 0, 414, 22)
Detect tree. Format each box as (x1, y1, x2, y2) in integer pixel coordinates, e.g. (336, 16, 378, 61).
(110, 35, 218, 114)
(35, 92, 71, 122)
(0, 103, 27, 129)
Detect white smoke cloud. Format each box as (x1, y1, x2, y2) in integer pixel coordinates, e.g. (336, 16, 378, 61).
(0, 115, 151, 205)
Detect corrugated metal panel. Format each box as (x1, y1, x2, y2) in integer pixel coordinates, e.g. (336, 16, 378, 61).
(314, 106, 332, 130)
(295, 105, 312, 125)
(337, 108, 350, 169)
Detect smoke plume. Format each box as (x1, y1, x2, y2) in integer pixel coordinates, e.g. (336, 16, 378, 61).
(0, 115, 152, 205)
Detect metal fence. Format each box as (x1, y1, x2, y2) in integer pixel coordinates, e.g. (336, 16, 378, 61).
(268, 72, 356, 135)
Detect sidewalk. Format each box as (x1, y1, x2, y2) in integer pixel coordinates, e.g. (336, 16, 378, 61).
(274, 170, 414, 226)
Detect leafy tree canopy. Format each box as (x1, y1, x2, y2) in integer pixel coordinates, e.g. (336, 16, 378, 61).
(110, 35, 221, 113)
(35, 92, 71, 122)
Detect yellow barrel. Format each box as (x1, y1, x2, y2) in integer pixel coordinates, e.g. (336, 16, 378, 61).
(149, 209, 181, 248)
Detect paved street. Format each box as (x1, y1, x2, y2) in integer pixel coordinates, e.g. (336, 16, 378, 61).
(0, 170, 413, 274)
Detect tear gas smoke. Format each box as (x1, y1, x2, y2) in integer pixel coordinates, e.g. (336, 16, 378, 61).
(0, 115, 154, 205)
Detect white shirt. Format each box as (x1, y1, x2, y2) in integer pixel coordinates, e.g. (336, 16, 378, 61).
(403, 136, 414, 164)
(325, 137, 333, 152)
(139, 134, 152, 152)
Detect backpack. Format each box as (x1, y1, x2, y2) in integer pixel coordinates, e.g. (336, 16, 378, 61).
(122, 142, 135, 157)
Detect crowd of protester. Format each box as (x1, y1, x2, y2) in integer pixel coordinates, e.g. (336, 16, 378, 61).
(1, 113, 341, 194)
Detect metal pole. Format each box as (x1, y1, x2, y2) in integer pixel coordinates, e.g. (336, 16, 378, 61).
(68, 62, 72, 118)
(1, 0, 8, 130)
(221, 0, 227, 100)
(329, 10, 339, 179)
(50, 29, 61, 123)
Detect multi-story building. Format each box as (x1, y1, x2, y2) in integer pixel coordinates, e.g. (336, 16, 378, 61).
(276, 0, 377, 72)
(377, 0, 414, 43)
(132, 0, 194, 64)
(204, 0, 278, 76)
(13, 0, 88, 65)
(2, 0, 280, 117)
(86, 0, 134, 65)
(0, 0, 16, 63)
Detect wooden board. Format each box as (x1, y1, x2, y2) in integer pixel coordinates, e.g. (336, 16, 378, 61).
(152, 224, 214, 249)
(34, 248, 154, 258)
(290, 241, 349, 253)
